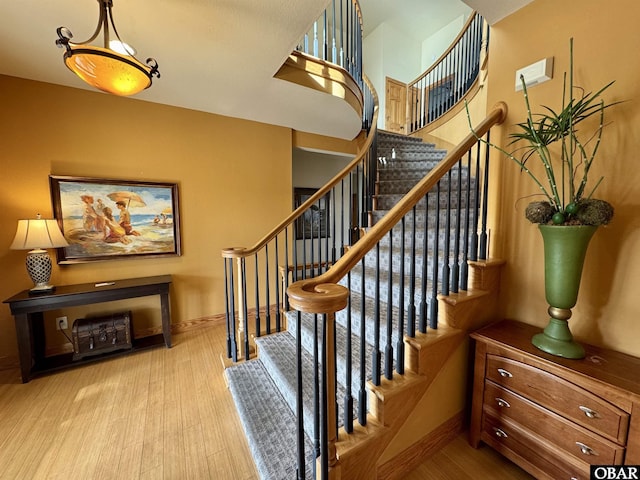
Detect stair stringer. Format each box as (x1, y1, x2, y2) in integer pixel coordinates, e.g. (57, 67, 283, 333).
(331, 325, 465, 480)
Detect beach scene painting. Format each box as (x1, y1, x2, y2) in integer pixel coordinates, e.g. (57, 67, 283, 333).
(50, 176, 181, 263)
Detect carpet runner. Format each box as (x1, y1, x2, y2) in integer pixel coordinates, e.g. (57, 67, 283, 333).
(225, 130, 472, 479)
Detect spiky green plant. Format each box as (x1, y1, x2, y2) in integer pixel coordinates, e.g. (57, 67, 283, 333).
(468, 38, 621, 225)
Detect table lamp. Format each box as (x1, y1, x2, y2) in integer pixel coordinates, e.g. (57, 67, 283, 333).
(10, 214, 69, 292)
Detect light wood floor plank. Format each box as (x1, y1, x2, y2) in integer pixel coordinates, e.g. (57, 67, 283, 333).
(0, 321, 532, 479)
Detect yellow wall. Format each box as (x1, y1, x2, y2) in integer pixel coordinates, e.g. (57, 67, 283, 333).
(485, 0, 640, 356)
(0, 75, 293, 366)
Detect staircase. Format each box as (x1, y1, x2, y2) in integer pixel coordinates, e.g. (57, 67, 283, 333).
(224, 131, 502, 479)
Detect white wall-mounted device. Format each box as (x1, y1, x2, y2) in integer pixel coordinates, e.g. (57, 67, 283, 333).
(515, 57, 554, 91)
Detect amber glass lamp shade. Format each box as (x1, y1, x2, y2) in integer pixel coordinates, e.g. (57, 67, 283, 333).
(56, 0, 159, 97)
(63, 46, 154, 96)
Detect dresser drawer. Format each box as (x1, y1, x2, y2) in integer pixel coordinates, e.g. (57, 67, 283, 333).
(483, 379, 626, 466)
(482, 413, 588, 480)
(486, 354, 629, 443)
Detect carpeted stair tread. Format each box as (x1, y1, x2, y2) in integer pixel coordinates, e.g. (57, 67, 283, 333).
(286, 311, 375, 399)
(225, 359, 315, 480)
(255, 331, 359, 437)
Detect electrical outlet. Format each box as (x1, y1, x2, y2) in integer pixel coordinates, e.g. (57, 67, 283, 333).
(56, 316, 68, 330)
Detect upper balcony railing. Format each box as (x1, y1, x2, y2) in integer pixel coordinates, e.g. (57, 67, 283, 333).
(296, 1, 363, 87)
(296, 0, 373, 129)
(408, 12, 487, 134)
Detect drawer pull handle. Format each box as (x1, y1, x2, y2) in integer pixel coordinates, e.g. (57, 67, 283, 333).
(497, 368, 513, 378)
(495, 397, 511, 408)
(493, 428, 508, 438)
(579, 405, 599, 419)
(576, 442, 598, 456)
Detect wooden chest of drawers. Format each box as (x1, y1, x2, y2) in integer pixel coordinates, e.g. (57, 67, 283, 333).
(469, 320, 640, 480)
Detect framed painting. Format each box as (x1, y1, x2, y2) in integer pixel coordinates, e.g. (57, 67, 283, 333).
(294, 187, 330, 240)
(49, 175, 181, 263)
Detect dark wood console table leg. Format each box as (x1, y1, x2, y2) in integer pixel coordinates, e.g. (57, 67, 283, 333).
(14, 313, 34, 383)
(160, 291, 172, 348)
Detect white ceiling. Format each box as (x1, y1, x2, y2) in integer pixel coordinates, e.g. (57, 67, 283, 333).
(0, 0, 530, 140)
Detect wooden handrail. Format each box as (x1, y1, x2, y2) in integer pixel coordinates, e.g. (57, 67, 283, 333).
(221, 75, 379, 260)
(288, 102, 507, 313)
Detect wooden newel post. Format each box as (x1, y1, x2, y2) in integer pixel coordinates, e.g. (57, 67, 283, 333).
(287, 280, 349, 480)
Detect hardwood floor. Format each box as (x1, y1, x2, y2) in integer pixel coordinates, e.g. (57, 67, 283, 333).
(0, 322, 532, 479)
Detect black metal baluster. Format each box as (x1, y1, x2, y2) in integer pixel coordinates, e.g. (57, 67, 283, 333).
(264, 244, 271, 334)
(274, 235, 281, 331)
(331, 0, 337, 64)
(396, 217, 405, 375)
(320, 316, 328, 480)
(241, 258, 249, 360)
(358, 256, 367, 425)
(285, 226, 291, 310)
(224, 258, 235, 360)
(384, 230, 393, 380)
(313, 313, 320, 462)
(441, 172, 452, 296)
(470, 140, 482, 262)
(315, 198, 321, 275)
(373, 242, 381, 386)
(407, 205, 417, 338)
(341, 179, 346, 255)
(451, 160, 462, 293)
(332, 187, 337, 264)
(302, 212, 308, 279)
(325, 193, 330, 272)
(479, 132, 491, 260)
(323, 10, 328, 62)
(254, 252, 261, 337)
(339, 0, 344, 67)
(429, 183, 441, 329)
(310, 202, 316, 278)
(296, 309, 305, 479)
(461, 151, 472, 290)
(344, 270, 353, 433)
(419, 193, 429, 333)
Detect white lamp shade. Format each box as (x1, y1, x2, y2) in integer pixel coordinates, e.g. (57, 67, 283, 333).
(10, 218, 69, 250)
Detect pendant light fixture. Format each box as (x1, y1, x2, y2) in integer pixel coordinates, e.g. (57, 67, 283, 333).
(55, 0, 160, 97)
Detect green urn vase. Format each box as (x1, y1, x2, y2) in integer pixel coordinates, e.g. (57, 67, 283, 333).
(531, 224, 598, 359)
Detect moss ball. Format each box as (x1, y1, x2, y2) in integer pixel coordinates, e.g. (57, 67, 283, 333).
(576, 199, 614, 225)
(525, 201, 555, 224)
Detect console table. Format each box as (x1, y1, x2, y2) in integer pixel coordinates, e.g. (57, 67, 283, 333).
(3, 275, 172, 383)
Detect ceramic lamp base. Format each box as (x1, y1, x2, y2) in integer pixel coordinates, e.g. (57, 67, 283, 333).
(26, 249, 55, 293)
(532, 316, 585, 359)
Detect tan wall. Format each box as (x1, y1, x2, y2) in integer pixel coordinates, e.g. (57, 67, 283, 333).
(0, 75, 293, 365)
(486, 0, 640, 357)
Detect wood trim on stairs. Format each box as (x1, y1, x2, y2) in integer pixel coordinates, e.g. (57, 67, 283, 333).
(376, 411, 464, 480)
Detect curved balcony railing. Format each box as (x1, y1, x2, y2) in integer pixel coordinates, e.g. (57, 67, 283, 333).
(408, 12, 488, 133)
